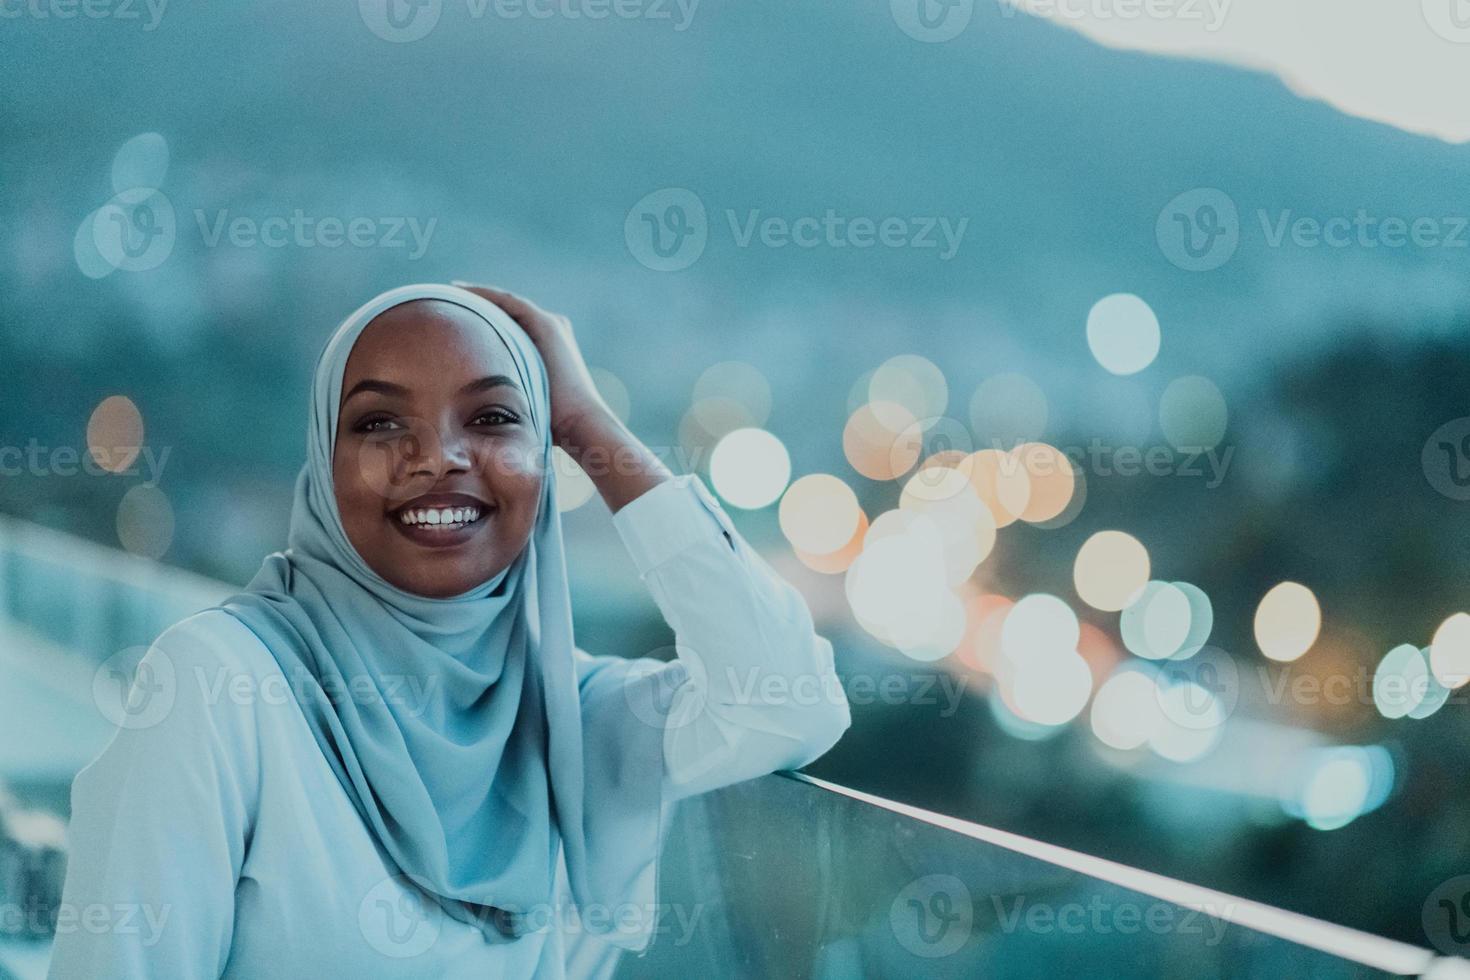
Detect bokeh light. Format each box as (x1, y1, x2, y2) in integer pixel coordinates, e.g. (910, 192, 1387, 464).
(793, 511, 868, 575)
(1254, 581, 1322, 662)
(1169, 581, 1214, 659)
(588, 367, 631, 423)
(1073, 530, 1151, 612)
(679, 397, 753, 468)
(779, 474, 862, 555)
(844, 515, 966, 661)
(116, 485, 174, 559)
(553, 446, 597, 511)
(1372, 644, 1430, 720)
(1011, 442, 1075, 523)
(1001, 593, 1080, 662)
(1285, 746, 1395, 831)
(1120, 581, 1193, 661)
(869, 354, 947, 432)
(843, 400, 922, 481)
(710, 428, 791, 509)
(1086, 293, 1161, 376)
(1030, 464, 1088, 531)
(1090, 664, 1163, 750)
(1429, 612, 1470, 689)
(963, 449, 1030, 527)
(1149, 677, 1225, 762)
(1001, 647, 1093, 727)
(693, 361, 772, 429)
(952, 593, 1014, 673)
(1159, 375, 1228, 451)
(86, 395, 144, 474)
(898, 466, 996, 584)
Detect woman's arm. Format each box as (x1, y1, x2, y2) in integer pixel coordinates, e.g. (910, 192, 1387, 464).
(49, 613, 257, 980)
(601, 469, 851, 801)
(450, 282, 850, 796)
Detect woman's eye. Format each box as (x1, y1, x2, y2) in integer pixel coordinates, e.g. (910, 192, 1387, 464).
(355, 416, 401, 434)
(472, 408, 521, 427)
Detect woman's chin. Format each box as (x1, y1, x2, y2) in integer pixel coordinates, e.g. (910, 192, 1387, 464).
(378, 551, 509, 599)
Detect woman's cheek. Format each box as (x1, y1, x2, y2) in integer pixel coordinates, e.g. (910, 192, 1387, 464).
(482, 439, 545, 490)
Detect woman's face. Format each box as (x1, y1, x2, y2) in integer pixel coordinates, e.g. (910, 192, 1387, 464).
(332, 299, 543, 598)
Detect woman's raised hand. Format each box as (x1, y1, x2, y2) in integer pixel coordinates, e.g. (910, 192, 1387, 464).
(450, 282, 612, 450)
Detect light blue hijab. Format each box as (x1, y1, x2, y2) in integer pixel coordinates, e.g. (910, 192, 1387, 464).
(218, 284, 668, 952)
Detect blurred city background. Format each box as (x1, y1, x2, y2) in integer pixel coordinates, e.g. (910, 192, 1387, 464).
(3, 0, 1470, 969)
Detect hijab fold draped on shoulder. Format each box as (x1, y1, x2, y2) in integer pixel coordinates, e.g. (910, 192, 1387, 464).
(218, 284, 668, 951)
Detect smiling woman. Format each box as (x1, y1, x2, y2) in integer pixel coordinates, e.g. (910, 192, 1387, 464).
(48, 283, 851, 980)
(333, 299, 543, 598)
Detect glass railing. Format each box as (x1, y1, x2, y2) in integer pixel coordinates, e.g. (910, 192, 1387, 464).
(0, 516, 1462, 980)
(622, 772, 1464, 979)
(0, 515, 230, 672)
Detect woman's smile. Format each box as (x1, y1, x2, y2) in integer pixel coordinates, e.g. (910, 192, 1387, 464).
(390, 491, 496, 548)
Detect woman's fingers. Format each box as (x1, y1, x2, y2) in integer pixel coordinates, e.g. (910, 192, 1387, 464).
(450, 281, 543, 324)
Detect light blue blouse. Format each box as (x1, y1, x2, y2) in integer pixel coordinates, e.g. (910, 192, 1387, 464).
(48, 474, 850, 979)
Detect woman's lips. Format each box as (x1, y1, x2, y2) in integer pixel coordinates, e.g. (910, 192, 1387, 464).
(389, 496, 494, 548)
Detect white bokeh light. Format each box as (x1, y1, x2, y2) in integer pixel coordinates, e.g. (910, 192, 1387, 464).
(1086, 294, 1161, 376)
(710, 428, 791, 509)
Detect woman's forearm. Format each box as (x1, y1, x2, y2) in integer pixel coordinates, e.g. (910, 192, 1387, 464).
(558, 409, 674, 514)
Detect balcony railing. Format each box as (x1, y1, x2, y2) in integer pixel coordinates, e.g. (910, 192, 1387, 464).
(0, 516, 1463, 979)
(623, 771, 1466, 979)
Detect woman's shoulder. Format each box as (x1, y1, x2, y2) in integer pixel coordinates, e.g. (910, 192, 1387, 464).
(150, 607, 282, 678)
(128, 608, 295, 743)
(72, 609, 278, 808)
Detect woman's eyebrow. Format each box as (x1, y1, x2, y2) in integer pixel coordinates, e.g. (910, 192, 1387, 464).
(343, 378, 410, 401)
(460, 375, 523, 396)
(342, 375, 522, 402)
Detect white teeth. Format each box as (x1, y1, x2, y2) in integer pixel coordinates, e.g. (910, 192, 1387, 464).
(398, 505, 484, 528)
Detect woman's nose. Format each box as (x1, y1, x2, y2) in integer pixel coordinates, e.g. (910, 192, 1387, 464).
(406, 421, 472, 478)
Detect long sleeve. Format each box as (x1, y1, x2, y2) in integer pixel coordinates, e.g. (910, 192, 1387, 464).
(49, 613, 258, 980)
(596, 472, 851, 802)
